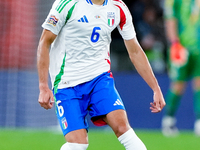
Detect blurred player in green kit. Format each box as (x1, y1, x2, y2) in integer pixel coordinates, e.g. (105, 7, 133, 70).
(162, 0, 200, 136)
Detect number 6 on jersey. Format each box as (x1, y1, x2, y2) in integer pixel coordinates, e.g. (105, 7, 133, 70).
(91, 27, 101, 43)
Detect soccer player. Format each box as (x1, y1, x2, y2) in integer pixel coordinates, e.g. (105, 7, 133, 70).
(37, 0, 165, 149)
(162, 0, 200, 136)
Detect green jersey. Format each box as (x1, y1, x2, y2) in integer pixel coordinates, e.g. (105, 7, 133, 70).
(164, 0, 200, 52)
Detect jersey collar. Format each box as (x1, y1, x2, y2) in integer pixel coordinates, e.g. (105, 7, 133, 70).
(86, 0, 108, 6)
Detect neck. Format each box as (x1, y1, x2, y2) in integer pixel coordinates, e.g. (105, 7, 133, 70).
(91, 0, 105, 5)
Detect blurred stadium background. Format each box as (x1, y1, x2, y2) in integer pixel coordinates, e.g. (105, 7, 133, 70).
(0, 0, 198, 149)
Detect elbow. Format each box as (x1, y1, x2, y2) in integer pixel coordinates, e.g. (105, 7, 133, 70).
(128, 48, 139, 62)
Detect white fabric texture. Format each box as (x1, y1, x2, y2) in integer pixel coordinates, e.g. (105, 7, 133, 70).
(42, 0, 136, 89)
(60, 142, 89, 150)
(118, 128, 147, 150)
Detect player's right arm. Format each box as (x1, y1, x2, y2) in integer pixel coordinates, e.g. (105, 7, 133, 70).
(37, 0, 73, 109)
(37, 29, 57, 110)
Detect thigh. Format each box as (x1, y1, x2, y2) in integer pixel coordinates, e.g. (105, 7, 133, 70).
(54, 88, 89, 136)
(103, 109, 131, 137)
(89, 72, 125, 126)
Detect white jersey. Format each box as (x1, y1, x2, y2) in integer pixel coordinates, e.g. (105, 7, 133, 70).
(42, 0, 136, 89)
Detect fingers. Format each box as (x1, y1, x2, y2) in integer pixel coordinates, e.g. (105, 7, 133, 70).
(38, 91, 54, 110)
(39, 98, 54, 109)
(150, 99, 166, 113)
(150, 102, 161, 113)
(49, 94, 55, 108)
(151, 90, 166, 113)
(160, 101, 166, 110)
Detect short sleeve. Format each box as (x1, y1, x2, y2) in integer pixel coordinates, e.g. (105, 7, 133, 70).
(114, 1, 136, 40)
(42, 0, 76, 35)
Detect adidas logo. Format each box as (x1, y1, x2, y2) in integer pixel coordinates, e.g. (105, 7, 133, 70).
(78, 15, 89, 23)
(113, 99, 124, 106)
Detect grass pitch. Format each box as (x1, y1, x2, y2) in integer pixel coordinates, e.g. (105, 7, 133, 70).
(0, 128, 199, 150)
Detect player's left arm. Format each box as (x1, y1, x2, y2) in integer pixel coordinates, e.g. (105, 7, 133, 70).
(124, 38, 166, 113)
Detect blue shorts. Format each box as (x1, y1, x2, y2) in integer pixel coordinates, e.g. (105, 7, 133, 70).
(54, 71, 125, 136)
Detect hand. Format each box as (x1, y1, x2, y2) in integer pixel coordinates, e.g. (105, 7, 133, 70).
(170, 42, 188, 66)
(150, 88, 166, 113)
(38, 86, 54, 110)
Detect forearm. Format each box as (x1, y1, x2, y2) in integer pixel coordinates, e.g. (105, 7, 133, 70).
(125, 39, 160, 92)
(37, 39, 50, 89)
(165, 19, 179, 43)
(37, 29, 57, 90)
(37, 30, 56, 109)
(132, 49, 160, 92)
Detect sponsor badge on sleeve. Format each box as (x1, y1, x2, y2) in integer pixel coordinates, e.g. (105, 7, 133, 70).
(47, 15, 59, 26)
